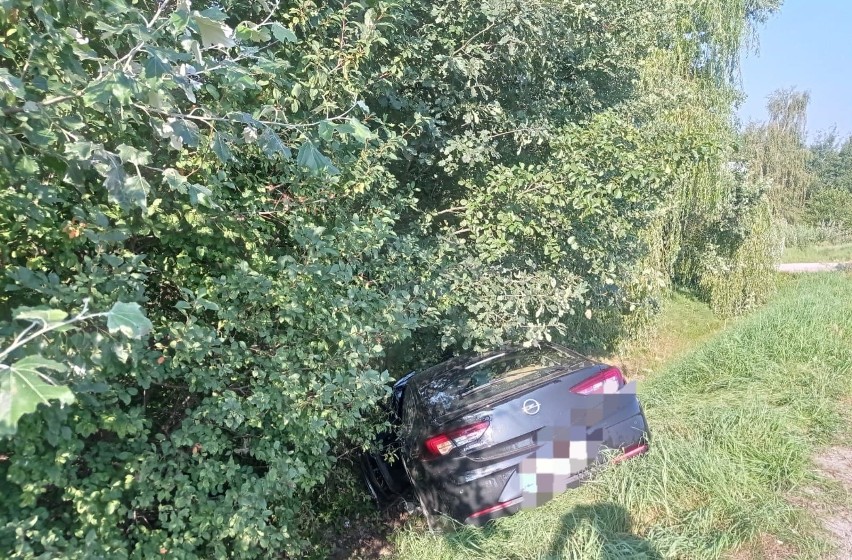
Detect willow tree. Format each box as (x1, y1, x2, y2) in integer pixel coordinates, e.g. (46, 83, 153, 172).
(624, 0, 785, 316)
(742, 88, 814, 218)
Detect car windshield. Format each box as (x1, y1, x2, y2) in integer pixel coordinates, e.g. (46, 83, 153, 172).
(413, 345, 588, 421)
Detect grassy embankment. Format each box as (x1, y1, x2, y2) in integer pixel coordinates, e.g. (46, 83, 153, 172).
(392, 273, 852, 559)
(607, 290, 725, 380)
(782, 244, 852, 264)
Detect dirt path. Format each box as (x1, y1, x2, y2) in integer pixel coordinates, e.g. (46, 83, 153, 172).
(798, 399, 852, 560)
(813, 447, 852, 558)
(777, 262, 852, 273)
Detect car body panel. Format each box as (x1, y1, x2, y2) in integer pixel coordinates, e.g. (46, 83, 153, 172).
(361, 343, 650, 527)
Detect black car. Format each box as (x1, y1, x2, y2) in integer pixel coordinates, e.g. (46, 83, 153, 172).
(360, 343, 650, 528)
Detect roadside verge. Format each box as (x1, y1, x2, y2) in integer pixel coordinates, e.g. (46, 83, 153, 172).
(393, 272, 852, 560)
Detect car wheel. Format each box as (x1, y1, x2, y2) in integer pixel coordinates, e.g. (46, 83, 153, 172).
(359, 452, 403, 505)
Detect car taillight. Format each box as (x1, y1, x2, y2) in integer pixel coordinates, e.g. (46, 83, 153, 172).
(570, 367, 625, 395)
(423, 420, 490, 460)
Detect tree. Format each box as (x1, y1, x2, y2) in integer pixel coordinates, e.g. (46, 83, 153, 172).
(805, 129, 852, 229)
(742, 88, 814, 218)
(809, 129, 852, 194)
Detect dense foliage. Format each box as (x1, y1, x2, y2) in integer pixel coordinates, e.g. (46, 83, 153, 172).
(744, 89, 852, 244)
(805, 130, 852, 230)
(0, 0, 780, 556)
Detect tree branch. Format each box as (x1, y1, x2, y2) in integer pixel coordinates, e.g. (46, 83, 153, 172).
(0, 301, 108, 363)
(433, 206, 467, 216)
(452, 22, 498, 57)
(2, 95, 75, 117)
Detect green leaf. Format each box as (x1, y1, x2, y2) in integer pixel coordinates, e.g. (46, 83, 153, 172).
(269, 23, 297, 43)
(13, 307, 68, 325)
(0, 355, 73, 437)
(93, 150, 138, 210)
(109, 76, 134, 105)
(297, 141, 338, 175)
(193, 13, 236, 48)
(235, 22, 271, 43)
(61, 115, 87, 131)
(106, 302, 153, 339)
(188, 183, 214, 207)
(123, 176, 151, 210)
(199, 7, 229, 21)
(343, 117, 374, 143)
(197, 298, 220, 311)
(180, 38, 203, 65)
(164, 119, 200, 149)
(116, 144, 152, 166)
(23, 127, 57, 147)
(169, 8, 191, 32)
(65, 141, 96, 160)
(162, 168, 189, 193)
(318, 121, 336, 142)
(211, 132, 233, 162)
(258, 128, 292, 159)
(204, 83, 220, 100)
(15, 157, 39, 176)
(144, 54, 172, 78)
(0, 68, 25, 98)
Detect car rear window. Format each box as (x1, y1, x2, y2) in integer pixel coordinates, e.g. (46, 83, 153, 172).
(413, 345, 589, 421)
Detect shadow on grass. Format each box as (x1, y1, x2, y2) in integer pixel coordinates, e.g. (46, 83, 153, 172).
(547, 502, 661, 559)
(439, 502, 660, 560)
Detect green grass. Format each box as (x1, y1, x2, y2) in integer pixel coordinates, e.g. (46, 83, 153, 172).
(782, 243, 852, 264)
(392, 273, 852, 560)
(609, 290, 726, 379)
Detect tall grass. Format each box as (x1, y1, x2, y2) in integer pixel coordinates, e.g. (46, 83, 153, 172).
(782, 243, 852, 264)
(393, 273, 852, 559)
(780, 222, 852, 249)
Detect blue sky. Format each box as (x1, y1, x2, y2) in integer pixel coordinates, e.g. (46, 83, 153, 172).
(738, 0, 852, 141)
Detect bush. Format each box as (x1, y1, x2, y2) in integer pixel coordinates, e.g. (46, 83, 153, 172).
(0, 0, 779, 556)
(804, 188, 852, 231)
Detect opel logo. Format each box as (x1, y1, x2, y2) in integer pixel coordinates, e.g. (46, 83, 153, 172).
(522, 399, 541, 415)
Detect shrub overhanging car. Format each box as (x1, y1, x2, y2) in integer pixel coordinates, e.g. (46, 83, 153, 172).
(360, 343, 650, 528)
